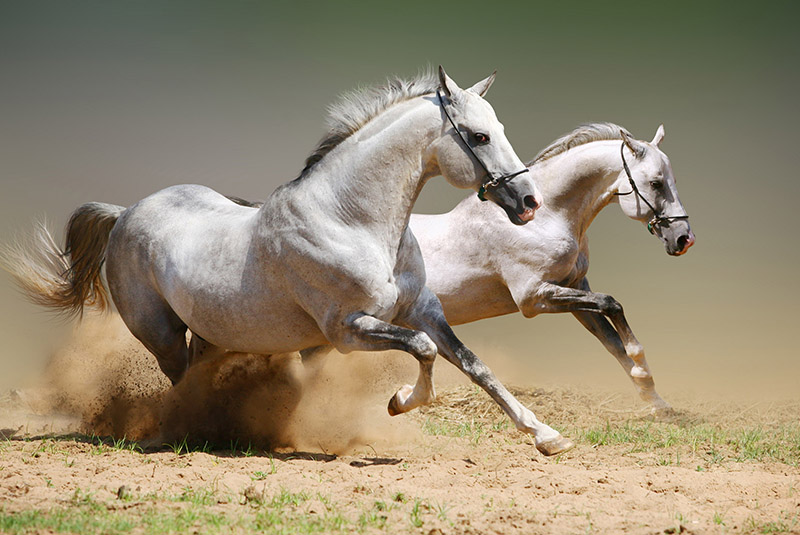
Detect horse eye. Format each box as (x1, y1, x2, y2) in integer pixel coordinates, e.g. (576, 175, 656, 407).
(474, 132, 490, 145)
(650, 180, 664, 189)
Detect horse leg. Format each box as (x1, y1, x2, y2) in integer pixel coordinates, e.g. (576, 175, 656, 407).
(529, 279, 669, 413)
(401, 288, 574, 456)
(571, 310, 670, 414)
(113, 292, 190, 385)
(339, 313, 437, 416)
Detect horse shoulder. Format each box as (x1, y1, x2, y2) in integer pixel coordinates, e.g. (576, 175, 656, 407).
(268, 209, 415, 323)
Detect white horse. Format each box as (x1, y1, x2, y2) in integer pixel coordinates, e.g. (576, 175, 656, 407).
(4, 68, 578, 455)
(410, 123, 694, 414)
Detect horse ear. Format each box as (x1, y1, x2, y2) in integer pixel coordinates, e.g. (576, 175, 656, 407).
(438, 65, 461, 99)
(621, 129, 646, 158)
(468, 71, 496, 97)
(651, 124, 665, 146)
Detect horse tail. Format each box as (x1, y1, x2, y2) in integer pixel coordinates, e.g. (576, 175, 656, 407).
(1, 202, 126, 318)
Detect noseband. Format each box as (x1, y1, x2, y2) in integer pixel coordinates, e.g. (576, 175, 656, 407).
(615, 141, 689, 235)
(437, 90, 529, 201)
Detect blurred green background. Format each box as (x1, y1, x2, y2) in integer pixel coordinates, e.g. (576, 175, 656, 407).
(1, 1, 798, 397)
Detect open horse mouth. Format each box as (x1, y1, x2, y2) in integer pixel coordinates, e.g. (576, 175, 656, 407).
(519, 207, 536, 222)
(500, 194, 539, 225)
(501, 204, 537, 225)
(673, 233, 695, 256)
(666, 232, 695, 256)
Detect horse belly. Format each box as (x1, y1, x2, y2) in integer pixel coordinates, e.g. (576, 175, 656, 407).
(187, 298, 329, 354)
(433, 273, 518, 325)
(159, 246, 330, 353)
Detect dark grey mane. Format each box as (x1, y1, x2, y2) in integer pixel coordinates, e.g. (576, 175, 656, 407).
(297, 72, 440, 179)
(528, 122, 632, 166)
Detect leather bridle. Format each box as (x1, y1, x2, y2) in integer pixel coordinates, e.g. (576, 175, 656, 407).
(437, 90, 529, 202)
(615, 141, 689, 235)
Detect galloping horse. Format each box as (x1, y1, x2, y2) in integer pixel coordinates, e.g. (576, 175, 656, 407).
(4, 68, 578, 455)
(410, 123, 694, 414)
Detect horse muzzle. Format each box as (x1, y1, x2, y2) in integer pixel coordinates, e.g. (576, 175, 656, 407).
(664, 229, 695, 256)
(483, 173, 541, 226)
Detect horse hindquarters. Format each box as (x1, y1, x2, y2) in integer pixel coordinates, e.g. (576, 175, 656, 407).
(104, 215, 191, 385)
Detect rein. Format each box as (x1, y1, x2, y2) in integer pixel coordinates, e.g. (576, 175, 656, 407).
(437, 90, 529, 201)
(614, 141, 689, 235)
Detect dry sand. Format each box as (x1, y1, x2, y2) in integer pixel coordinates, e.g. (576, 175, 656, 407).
(1, 316, 798, 534)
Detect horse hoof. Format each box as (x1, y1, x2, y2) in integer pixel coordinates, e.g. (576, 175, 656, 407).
(387, 385, 414, 416)
(387, 394, 402, 416)
(536, 435, 575, 456)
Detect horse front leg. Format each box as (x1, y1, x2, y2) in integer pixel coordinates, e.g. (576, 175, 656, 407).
(401, 288, 574, 456)
(530, 279, 670, 414)
(340, 312, 438, 415)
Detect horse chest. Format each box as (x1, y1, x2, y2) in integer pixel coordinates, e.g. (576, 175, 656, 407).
(518, 228, 581, 281)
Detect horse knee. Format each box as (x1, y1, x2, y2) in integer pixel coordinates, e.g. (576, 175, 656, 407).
(600, 294, 623, 316)
(410, 332, 437, 363)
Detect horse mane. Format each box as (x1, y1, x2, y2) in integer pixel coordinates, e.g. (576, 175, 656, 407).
(528, 122, 633, 166)
(296, 72, 440, 179)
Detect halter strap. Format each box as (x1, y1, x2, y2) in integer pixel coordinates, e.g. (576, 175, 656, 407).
(614, 141, 689, 235)
(437, 90, 529, 201)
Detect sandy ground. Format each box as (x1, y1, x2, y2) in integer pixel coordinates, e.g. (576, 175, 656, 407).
(0, 317, 798, 534)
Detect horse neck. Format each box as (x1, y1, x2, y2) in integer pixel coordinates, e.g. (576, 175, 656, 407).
(533, 140, 624, 238)
(300, 97, 439, 247)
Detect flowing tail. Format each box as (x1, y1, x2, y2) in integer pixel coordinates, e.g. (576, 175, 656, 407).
(1, 202, 126, 318)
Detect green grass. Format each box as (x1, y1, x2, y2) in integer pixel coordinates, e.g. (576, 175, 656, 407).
(0, 485, 432, 535)
(579, 421, 800, 466)
(409, 498, 425, 529)
(420, 408, 800, 467)
(421, 416, 509, 445)
(743, 511, 800, 534)
(251, 455, 278, 480)
(419, 397, 800, 466)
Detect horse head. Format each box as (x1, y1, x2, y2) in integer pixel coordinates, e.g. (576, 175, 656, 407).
(433, 66, 541, 225)
(616, 125, 695, 256)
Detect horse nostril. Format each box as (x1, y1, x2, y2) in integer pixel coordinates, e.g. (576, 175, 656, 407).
(677, 234, 690, 251)
(523, 195, 538, 210)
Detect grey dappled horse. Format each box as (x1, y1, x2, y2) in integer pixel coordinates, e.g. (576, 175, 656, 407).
(4, 69, 579, 456)
(411, 123, 694, 414)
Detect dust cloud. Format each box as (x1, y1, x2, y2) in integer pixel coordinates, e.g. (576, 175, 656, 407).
(18, 314, 426, 454)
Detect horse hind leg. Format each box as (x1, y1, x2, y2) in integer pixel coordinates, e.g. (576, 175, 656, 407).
(114, 293, 191, 385)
